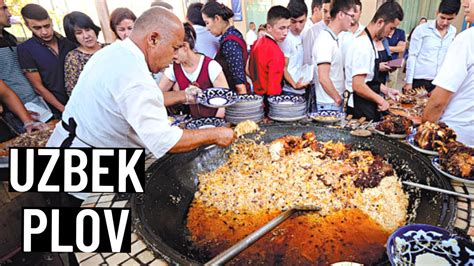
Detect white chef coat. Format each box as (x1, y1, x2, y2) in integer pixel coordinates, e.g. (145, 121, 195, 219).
(48, 38, 183, 157)
(406, 20, 456, 84)
(432, 27, 474, 147)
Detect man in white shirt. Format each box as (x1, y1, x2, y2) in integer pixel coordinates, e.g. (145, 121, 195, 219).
(344, 1, 402, 121)
(302, 0, 323, 36)
(280, 0, 310, 95)
(246, 22, 258, 51)
(404, 0, 461, 93)
(186, 3, 220, 58)
(303, 0, 331, 65)
(314, 0, 356, 112)
(47, 8, 235, 194)
(422, 0, 474, 147)
(338, 0, 364, 64)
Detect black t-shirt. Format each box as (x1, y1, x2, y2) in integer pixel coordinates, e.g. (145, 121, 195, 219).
(16, 33, 76, 114)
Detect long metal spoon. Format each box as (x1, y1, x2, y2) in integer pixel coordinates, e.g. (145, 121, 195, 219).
(205, 205, 321, 265)
(402, 181, 474, 200)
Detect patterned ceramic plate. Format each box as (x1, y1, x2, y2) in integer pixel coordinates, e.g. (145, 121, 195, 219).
(267, 95, 306, 105)
(387, 224, 474, 265)
(197, 88, 238, 108)
(236, 94, 264, 103)
(309, 111, 345, 123)
(406, 132, 439, 156)
(185, 118, 227, 130)
(431, 157, 474, 184)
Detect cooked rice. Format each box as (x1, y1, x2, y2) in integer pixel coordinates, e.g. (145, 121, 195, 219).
(193, 139, 409, 232)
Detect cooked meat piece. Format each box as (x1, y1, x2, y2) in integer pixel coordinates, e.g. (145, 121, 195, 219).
(415, 122, 457, 151)
(440, 142, 474, 178)
(376, 115, 412, 134)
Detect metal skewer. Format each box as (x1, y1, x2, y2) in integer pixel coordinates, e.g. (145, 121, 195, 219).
(402, 181, 474, 200)
(205, 205, 321, 265)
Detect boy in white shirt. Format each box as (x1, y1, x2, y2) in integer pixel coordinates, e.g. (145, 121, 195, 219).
(279, 0, 310, 95)
(314, 0, 356, 111)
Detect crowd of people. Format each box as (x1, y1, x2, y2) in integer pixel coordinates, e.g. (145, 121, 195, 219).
(0, 0, 473, 170)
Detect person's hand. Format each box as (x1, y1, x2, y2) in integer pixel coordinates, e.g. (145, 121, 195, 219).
(23, 121, 49, 133)
(379, 62, 392, 72)
(295, 77, 310, 89)
(403, 83, 412, 94)
(214, 127, 236, 147)
(377, 98, 390, 112)
(184, 85, 203, 104)
(334, 95, 343, 106)
(28, 111, 40, 120)
(387, 88, 400, 100)
(216, 108, 225, 118)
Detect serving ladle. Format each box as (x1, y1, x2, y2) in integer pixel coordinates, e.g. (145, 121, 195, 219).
(205, 205, 321, 265)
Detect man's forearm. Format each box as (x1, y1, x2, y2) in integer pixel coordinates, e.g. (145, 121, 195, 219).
(353, 79, 383, 104)
(169, 128, 217, 153)
(422, 87, 452, 123)
(2, 91, 33, 123)
(34, 86, 64, 112)
(163, 91, 186, 106)
(320, 76, 340, 102)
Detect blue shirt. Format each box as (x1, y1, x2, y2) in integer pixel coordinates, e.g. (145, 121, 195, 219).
(218, 26, 246, 88)
(17, 33, 76, 114)
(387, 28, 406, 59)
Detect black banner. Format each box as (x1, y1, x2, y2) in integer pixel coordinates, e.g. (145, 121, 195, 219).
(9, 148, 145, 193)
(22, 207, 131, 252)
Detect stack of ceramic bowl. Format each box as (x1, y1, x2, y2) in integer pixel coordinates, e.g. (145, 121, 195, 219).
(268, 95, 307, 122)
(225, 95, 264, 124)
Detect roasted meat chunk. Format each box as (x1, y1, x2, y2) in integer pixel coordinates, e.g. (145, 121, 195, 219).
(414, 122, 457, 151)
(376, 115, 413, 135)
(440, 142, 474, 178)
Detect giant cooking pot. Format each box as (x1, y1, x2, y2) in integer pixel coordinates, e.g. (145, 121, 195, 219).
(132, 124, 457, 265)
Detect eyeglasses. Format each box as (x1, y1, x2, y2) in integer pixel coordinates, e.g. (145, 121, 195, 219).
(343, 11, 355, 19)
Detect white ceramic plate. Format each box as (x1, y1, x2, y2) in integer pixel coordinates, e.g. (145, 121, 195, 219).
(268, 115, 307, 122)
(374, 129, 408, 139)
(431, 157, 474, 184)
(406, 133, 439, 156)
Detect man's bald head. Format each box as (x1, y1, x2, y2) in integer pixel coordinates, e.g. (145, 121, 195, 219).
(130, 7, 184, 73)
(130, 7, 182, 40)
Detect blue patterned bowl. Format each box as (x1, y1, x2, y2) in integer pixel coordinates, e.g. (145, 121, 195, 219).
(196, 88, 238, 108)
(387, 224, 474, 265)
(185, 117, 227, 130)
